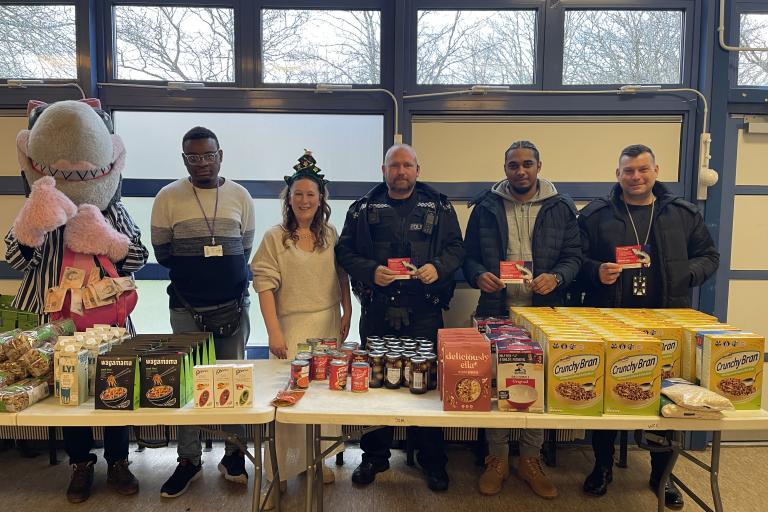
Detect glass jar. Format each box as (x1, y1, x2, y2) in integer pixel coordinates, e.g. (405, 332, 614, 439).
(384, 352, 403, 389)
(409, 357, 428, 394)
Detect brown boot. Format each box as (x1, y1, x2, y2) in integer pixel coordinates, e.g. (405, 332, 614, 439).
(107, 459, 139, 495)
(518, 456, 558, 499)
(66, 456, 96, 503)
(478, 455, 509, 496)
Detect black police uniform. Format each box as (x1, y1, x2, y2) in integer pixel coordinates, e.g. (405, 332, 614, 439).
(336, 181, 464, 473)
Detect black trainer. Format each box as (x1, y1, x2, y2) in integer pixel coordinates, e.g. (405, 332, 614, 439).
(107, 459, 139, 495)
(650, 478, 685, 510)
(66, 454, 97, 503)
(583, 465, 613, 496)
(160, 458, 202, 498)
(423, 465, 450, 492)
(351, 460, 390, 485)
(218, 452, 248, 484)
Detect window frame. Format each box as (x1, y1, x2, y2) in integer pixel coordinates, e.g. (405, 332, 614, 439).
(729, 1, 768, 96)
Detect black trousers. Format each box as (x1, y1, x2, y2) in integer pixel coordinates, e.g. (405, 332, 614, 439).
(358, 304, 447, 469)
(592, 429, 672, 479)
(64, 426, 129, 465)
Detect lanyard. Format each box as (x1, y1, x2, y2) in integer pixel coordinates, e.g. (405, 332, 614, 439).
(191, 179, 220, 245)
(624, 198, 655, 246)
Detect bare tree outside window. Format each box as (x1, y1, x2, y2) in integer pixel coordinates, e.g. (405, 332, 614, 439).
(114, 6, 234, 82)
(738, 13, 768, 86)
(563, 10, 683, 85)
(262, 9, 381, 84)
(0, 5, 76, 79)
(417, 10, 536, 85)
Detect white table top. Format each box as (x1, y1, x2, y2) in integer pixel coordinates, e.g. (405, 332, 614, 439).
(15, 360, 287, 427)
(277, 379, 768, 431)
(276, 382, 527, 429)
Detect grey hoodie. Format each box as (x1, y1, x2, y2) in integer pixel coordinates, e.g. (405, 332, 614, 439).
(491, 178, 559, 307)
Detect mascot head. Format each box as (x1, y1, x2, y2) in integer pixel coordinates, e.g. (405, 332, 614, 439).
(16, 99, 125, 211)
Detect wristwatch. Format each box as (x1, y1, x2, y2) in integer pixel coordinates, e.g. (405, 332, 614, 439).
(552, 272, 563, 287)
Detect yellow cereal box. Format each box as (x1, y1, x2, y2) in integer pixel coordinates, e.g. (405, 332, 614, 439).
(698, 332, 764, 410)
(546, 339, 604, 415)
(680, 324, 738, 382)
(637, 325, 683, 380)
(604, 338, 662, 415)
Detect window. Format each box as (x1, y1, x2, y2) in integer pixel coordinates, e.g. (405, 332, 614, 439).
(417, 10, 537, 85)
(261, 9, 381, 84)
(563, 10, 683, 85)
(738, 13, 768, 86)
(0, 4, 76, 79)
(113, 5, 235, 82)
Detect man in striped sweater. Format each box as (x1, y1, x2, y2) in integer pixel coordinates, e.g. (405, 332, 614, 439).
(5, 100, 148, 503)
(152, 126, 255, 498)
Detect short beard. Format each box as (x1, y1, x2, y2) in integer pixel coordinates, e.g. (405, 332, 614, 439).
(511, 183, 533, 195)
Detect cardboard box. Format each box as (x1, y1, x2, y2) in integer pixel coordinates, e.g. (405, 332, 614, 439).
(496, 340, 544, 413)
(680, 324, 737, 382)
(59, 347, 89, 406)
(214, 365, 234, 408)
(84, 338, 109, 396)
(438, 329, 492, 412)
(638, 326, 683, 380)
(546, 339, 604, 415)
(95, 355, 140, 410)
(140, 352, 189, 408)
(604, 338, 662, 415)
(233, 364, 254, 408)
(698, 332, 764, 410)
(193, 365, 215, 409)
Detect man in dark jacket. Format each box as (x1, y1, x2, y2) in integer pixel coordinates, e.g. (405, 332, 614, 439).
(578, 144, 719, 510)
(464, 140, 580, 499)
(336, 143, 464, 491)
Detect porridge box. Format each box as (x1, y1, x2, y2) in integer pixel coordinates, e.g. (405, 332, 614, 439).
(496, 340, 544, 413)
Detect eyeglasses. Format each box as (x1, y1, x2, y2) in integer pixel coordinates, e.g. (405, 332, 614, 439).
(183, 151, 219, 164)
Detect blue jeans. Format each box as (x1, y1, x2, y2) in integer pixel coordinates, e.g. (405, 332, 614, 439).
(170, 301, 250, 464)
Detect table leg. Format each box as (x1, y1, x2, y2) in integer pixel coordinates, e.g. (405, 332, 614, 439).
(710, 431, 724, 512)
(268, 421, 281, 512)
(314, 425, 323, 512)
(48, 427, 58, 465)
(252, 424, 262, 512)
(305, 424, 315, 512)
(617, 430, 629, 468)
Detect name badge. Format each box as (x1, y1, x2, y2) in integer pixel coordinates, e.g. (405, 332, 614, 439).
(204, 245, 224, 257)
(616, 244, 651, 268)
(500, 261, 533, 284)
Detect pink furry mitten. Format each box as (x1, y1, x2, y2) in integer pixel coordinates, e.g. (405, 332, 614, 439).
(64, 204, 130, 262)
(13, 176, 77, 248)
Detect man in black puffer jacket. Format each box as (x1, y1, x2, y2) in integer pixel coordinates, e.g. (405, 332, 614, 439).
(578, 144, 719, 510)
(463, 141, 581, 500)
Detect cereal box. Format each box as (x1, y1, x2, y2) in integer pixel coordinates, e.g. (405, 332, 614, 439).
(214, 365, 234, 408)
(680, 324, 738, 382)
(193, 365, 214, 409)
(496, 340, 544, 413)
(438, 329, 492, 411)
(233, 364, 254, 408)
(698, 332, 764, 410)
(546, 339, 604, 416)
(638, 326, 683, 380)
(604, 338, 662, 415)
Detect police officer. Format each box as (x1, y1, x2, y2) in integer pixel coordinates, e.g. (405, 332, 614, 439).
(336, 143, 464, 491)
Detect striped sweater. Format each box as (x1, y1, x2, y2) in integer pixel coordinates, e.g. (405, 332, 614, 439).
(4, 201, 148, 317)
(151, 177, 255, 308)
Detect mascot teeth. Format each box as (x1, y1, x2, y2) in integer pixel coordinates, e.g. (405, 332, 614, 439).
(32, 160, 112, 181)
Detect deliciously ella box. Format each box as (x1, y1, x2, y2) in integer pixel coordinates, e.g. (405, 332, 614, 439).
(546, 339, 604, 416)
(139, 352, 190, 408)
(95, 355, 140, 410)
(438, 329, 492, 411)
(697, 332, 764, 410)
(604, 338, 662, 416)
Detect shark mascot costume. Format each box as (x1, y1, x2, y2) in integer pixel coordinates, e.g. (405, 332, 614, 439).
(4, 99, 147, 502)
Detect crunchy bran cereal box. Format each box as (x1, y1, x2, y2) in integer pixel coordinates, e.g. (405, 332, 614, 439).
(604, 338, 662, 415)
(680, 324, 738, 382)
(698, 332, 764, 410)
(638, 325, 683, 380)
(546, 339, 604, 415)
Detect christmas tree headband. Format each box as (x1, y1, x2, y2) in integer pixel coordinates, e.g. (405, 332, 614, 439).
(284, 149, 329, 192)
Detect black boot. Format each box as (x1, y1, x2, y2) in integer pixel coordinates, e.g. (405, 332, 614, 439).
(583, 464, 613, 496)
(650, 477, 684, 510)
(67, 454, 97, 503)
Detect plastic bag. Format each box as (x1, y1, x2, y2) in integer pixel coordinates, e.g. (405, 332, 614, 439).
(661, 378, 734, 411)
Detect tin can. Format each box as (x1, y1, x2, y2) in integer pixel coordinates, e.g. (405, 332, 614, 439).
(311, 350, 331, 381)
(410, 357, 428, 394)
(290, 360, 310, 390)
(306, 338, 322, 351)
(321, 337, 338, 350)
(329, 360, 348, 391)
(351, 362, 370, 392)
(296, 351, 312, 361)
(369, 351, 386, 388)
(402, 351, 417, 386)
(352, 349, 369, 365)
